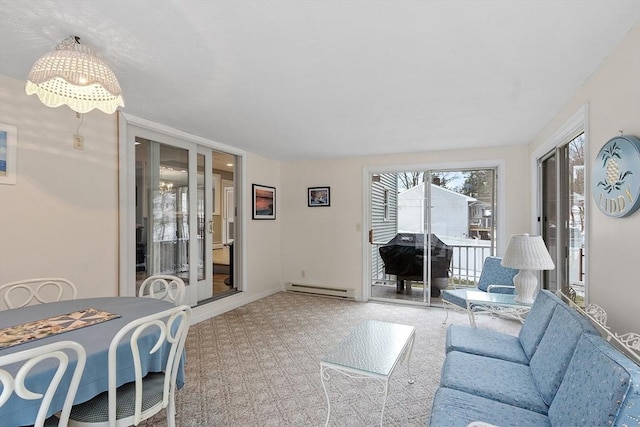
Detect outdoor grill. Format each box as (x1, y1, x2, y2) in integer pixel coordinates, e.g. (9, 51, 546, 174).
(378, 233, 452, 297)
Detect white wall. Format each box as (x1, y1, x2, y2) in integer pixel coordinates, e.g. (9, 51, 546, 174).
(244, 153, 283, 295)
(0, 75, 119, 301)
(280, 145, 529, 300)
(528, 23, 640, 333)
(0, 75, 283, 315)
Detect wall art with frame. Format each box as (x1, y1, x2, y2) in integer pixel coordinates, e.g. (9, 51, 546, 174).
(308, 186, 330, 207)
(0, 123, 17, 185)
(252, 184, 276, 219)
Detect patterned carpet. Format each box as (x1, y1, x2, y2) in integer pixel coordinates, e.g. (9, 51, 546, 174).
(139, 291, 521, 426)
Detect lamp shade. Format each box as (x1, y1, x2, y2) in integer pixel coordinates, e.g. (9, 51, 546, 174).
(502, 234, 555, 270)
(25, 36, 124, 114)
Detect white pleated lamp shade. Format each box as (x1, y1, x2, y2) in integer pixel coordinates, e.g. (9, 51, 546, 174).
(25, 36, 124, 114)
(502, 234, 555, 270)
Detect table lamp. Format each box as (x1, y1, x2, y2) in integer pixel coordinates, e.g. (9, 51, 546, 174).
(501, 234, 555, 304)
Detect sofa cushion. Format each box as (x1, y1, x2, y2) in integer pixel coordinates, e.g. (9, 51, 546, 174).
(440, 351, 548, 414)
(518, 290, 560, 360)
(441, 288, 470, 309)
(548, 334, 640, 427)
(529, 303, 599, 406)
(445, 324, 529, 364)
(429, 387, 551, 427)
(476, 256, 518, 292)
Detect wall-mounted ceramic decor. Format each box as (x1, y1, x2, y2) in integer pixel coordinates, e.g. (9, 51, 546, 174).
(252, 184, 276, 220)
(308, 186, 330, 207)
(592, 134, 640, 218)
(0, 123, 17, 185)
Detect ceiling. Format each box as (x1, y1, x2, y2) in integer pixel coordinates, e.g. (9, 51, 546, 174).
(1, 1, 638, 162)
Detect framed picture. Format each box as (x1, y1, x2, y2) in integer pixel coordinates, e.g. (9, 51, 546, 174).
(308, 186, 330, 207)
(252, 184, 276, 220)
(0, 123, 17, 185)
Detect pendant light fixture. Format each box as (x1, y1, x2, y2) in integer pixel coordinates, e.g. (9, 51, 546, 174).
(25, 36, 124, 114)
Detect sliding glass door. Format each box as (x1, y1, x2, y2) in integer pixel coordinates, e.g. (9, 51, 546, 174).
(126, 119, 241, 307)
(539, 133, 586, 303)
(368, 167, 497, 305)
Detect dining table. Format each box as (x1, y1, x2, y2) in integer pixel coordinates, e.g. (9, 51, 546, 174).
(0, 296, 185, 427)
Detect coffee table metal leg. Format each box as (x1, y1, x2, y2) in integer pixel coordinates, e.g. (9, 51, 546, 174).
(466, 300, 477, 327)
(405, 332, 416, 384)
(320, 365, 332, 427)
(320, 365, 394, 426)
(379, 380, 389, 426)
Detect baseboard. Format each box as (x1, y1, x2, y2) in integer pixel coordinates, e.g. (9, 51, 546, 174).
(190, 287, 281, 324)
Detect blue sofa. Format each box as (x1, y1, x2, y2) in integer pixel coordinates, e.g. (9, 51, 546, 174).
(429, 290, 640, 426)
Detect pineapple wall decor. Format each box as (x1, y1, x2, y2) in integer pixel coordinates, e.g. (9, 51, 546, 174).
(592, 134, 640, 218)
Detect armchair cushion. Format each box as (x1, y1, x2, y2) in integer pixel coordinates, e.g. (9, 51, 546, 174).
(442, 257, 518, 310)
(476, 256, 518, 292)
(548, 334, 640, 427)
(446, 325, 529, 365)
(445, 290, 561, 365)
(430, 387, 551, 427)
(441, 351, 549, 414)
(517, 290, 560, 359)
(529, 304, 600, 405)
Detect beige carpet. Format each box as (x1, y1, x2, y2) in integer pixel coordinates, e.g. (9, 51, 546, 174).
(139, 291, 521, 426)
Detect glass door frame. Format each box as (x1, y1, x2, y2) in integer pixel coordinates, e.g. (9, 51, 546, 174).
(118, 112, 247, 303)
(531, 105, 589, 302)
(362, 161, 505, 305)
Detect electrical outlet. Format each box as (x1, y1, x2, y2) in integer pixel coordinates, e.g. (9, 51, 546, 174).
(73, 134, 85, 150)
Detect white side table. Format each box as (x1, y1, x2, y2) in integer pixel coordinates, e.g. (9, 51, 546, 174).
(465, 290, 533, 327)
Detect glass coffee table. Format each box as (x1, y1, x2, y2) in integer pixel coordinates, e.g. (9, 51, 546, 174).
(320, 320, 416, 426)
(465, 290, 533, 327)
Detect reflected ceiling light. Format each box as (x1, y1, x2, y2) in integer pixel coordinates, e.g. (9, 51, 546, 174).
(25, 36, 124, 114)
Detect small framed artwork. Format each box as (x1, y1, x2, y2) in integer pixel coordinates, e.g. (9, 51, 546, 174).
(308, 186, 330, 207)
(0, 123, 17, 185)
(252, 184, 276, 220)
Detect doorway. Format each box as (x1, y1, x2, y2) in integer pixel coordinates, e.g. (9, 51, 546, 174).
(539, 133, 586, 303)
(120, 115, 244, 307)
(367, 167, 498, 305)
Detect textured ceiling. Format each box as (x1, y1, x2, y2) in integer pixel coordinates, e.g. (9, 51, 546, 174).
(1, 1, 638, 161)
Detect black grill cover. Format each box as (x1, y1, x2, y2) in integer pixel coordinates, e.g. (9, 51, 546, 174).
(379, 233, 452, 280)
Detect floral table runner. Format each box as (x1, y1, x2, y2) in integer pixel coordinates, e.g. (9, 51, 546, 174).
(0, 308, 120, 349)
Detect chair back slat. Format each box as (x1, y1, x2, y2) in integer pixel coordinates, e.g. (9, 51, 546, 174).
(106, 304, 191, 426)
(0, 340, 86, 427)
(138, 275, 185, 306)
(0, 278, 77, 309)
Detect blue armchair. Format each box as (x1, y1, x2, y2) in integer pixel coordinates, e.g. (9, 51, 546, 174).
(441, 256, 518, 318)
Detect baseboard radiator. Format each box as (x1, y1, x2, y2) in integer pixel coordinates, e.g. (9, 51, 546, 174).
(285, 282, 355, 299)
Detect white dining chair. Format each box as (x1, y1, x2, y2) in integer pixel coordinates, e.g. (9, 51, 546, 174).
(67, 304, 192, 427)
(138, 275, 185, 306)
(0, 340, 86, 427)
(0, 278, 78, 309)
